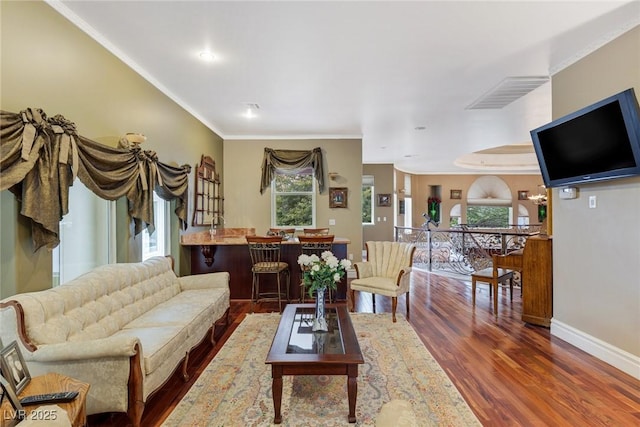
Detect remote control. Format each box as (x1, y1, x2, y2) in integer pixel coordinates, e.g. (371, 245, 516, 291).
(20, 390, 79, 406)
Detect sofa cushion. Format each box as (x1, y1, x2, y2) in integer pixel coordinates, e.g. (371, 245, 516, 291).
(113, 325, 188, 375)
(123, 289, 225, 335)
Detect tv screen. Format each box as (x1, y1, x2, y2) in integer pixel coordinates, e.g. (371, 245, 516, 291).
(530, 88, 640, 187)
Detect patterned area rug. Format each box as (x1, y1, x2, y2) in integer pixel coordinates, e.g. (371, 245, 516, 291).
(162, 312, 480, 426)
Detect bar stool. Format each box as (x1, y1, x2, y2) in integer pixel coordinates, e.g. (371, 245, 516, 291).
(268, 228, 296, 240)
(302, 227, 330, 236)
(298, 234, 335, 303)
(246, 236, 290, 313)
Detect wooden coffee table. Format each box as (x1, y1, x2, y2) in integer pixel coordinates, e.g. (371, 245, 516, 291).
(265, 304, 364, 424)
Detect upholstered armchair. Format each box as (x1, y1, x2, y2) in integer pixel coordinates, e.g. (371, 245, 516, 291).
(349, 241, 416, 322)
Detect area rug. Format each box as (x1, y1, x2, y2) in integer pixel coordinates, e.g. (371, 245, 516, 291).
(162, 312, 480, 426)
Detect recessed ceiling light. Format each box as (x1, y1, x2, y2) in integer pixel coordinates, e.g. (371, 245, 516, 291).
(199, 51, 215, 61)
(243, 103, 260, 119)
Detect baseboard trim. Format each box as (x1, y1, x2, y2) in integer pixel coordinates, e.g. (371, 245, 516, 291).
(551, 319, 640, 380)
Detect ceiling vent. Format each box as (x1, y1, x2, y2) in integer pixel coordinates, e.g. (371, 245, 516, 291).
(466, 76, 550, 110)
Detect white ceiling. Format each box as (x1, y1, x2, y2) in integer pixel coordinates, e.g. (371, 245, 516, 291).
(50, 0, 640, 174)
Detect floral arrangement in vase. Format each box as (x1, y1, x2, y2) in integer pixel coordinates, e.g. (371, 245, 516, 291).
(297, 251, 351, 331)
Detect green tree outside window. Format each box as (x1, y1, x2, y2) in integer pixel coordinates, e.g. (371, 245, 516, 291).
(273, 171, 315, 227)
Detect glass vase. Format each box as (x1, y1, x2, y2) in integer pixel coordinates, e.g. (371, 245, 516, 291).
(312, 287, 328, 332)
(429, 203, 440, 223)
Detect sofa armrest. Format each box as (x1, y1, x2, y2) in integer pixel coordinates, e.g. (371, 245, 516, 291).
(29, 335, 140, 363)
(179, 272, 230, 291)
(353, 262, 373, 279)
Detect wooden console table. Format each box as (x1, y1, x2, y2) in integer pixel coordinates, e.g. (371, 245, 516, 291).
(1, 373, 89, 427)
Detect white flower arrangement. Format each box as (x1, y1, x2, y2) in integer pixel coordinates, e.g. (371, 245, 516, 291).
(297, 251, 352, 298)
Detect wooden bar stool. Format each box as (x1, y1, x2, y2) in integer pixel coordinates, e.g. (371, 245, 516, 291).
(268, 228, 296, 239)
(302, 227, 330, 236)
(298, 234, 335, 303)
(246, 236, 290, 313)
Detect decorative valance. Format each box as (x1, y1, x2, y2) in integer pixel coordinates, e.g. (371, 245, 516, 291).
(0, 108, 191, 251)
(259, 147, 325, 194)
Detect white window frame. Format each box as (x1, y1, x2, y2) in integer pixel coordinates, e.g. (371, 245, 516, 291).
(142, 192, 171, 260)
(362, 176, 374, 225)
(270, 168, 316, 229)
(404, 196, 412, 228)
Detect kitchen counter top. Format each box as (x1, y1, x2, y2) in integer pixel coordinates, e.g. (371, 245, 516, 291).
(181, 229, 351, 300)
(180, 229, 350, 246)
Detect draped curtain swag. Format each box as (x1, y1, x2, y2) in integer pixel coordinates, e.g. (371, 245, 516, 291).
(260, 147, 325, 194)
(1, 108, 191, 251)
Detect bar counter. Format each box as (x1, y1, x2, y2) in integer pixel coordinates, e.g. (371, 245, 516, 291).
(181, 229, 350, 301)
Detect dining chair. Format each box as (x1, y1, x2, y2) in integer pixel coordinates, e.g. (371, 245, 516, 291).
(471, 254, 515, 315)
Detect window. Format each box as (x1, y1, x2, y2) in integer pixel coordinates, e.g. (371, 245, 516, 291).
(362, 175, 374, 224)
(403, 197, 412, 228)
(53, 181, 115, 286)
(450, 203, 461, 227)
(466, 205, 511, 228)
(142, 192, 170, 260)
(271, 168, 315, 228)
(516, 203, 530, 226)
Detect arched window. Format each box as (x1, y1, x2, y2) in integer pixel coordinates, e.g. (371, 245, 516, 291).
(466, 176, 513, 227)
(449, 203, 462, 226)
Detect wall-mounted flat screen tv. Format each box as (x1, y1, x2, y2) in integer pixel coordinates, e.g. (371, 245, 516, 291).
(530, 88, 640, 188)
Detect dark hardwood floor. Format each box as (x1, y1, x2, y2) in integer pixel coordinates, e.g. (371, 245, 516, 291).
(89, 270, 640, 426)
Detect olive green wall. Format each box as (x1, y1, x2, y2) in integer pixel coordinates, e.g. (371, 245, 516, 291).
(223, 139, 363, 262)
(0, 1, 223, 297)
(549, 25, 640, 376)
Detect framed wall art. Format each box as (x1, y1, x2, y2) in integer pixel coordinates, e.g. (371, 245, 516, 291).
(450, 189, 462, 200)
(329, 187, 348, 208)
(377, 193, 391, 207)
(518, 190, 529, 200)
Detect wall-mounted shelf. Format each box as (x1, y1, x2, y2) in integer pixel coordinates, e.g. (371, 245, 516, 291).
(192, 155, 224, 226)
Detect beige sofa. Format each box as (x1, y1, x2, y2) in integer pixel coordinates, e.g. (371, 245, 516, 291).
(0, 256, 230, 427)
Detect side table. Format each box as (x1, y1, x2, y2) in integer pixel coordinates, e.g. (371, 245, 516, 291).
(1, 373, 89, 427)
